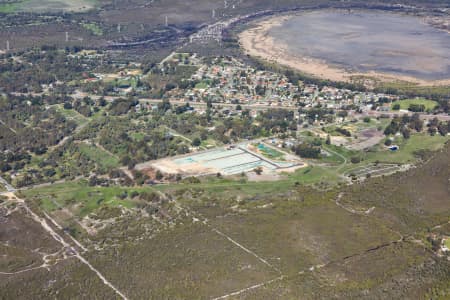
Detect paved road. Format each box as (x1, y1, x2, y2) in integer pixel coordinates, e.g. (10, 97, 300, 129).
(15, 90, 450, 121)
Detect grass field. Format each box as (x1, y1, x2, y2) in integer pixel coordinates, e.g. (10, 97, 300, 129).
(0, 1, 21, 13)
(255, 143, 285, 160)
(77, 143, 120, 171)
(194, 81, 209, 89)
(81, 22, 103, 36)
(54, 105, 89, 127)
(391, 98, 438, 111)
(363, 134, 450, 164)
(23, 181, 136, 217)
(0, 0, 98, 13)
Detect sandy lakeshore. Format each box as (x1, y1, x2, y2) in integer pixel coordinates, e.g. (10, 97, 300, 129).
(238, 15, 450, 87)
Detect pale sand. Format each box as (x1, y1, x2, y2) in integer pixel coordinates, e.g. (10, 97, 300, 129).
(239, 15, 450, 87)
(149, 159, 218, 176)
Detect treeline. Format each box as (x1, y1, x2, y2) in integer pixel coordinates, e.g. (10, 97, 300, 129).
(251, 58, 367, 91)
(384, 114, 450, 137)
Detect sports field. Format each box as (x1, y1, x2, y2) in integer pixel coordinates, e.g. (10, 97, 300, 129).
(391, 98, 438, 111)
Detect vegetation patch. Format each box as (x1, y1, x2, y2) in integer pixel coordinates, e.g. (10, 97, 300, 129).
(81, 22, 103, 36)
(391, 98, 438, 111)
(0, 0, 98, 13)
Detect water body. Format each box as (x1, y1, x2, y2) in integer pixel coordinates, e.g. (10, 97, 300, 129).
(269, 11, 450, 81)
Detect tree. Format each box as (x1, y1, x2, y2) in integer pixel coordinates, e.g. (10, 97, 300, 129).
(120, 155, 131, 166)
(428, 126, 437, 136)
(254, 166, 263, 175)
(392, 103, 400, 110)
(325, 135, 331, 145)
(192, 137, 201, 147)
(410, 114, 423, 132)
(292, 143, 321, 159)
(408, 104, 425, 112)
(158, 99, 171, 113)
(438, 122, 449, 136)
(350, 156, 362, 164)
(337, 110, 348, 120)
(401, 128, 410, 139)
(155, 170, 163, 180)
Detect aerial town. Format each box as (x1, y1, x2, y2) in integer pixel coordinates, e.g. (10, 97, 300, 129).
(1, 0, 449, 299)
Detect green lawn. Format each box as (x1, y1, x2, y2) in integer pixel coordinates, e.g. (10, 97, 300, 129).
(288, 165, 342, 185)
(0, 0, 98, 13)
(391, 98, 438, 111)
(200, 138, 221, 149)
(255, 143, 285, 160)
(54, 105, 88, 127)
(363, 134, 449, 164)
(0, 1, 22, 13)
(77, 143, 120, 170)
(445, 238, 450, 249)
(322, 144, 358, 165)
(130, 132, 145, 142)
(23, 181, 136, 217)
(195, 82, 209, 89)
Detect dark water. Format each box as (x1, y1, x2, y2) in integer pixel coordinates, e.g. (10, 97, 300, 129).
(269, 11, 450, 80)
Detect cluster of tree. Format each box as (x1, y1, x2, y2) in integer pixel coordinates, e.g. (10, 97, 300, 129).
(427, 118, 450, 136)
(108, 97, 138, 116)
(384, 114, 450, 137)
(384, 114, 423, 137)
(292, 143, 321, 159)
(335, 127, 352, 137)
(0, 151, 30, 173)
(257, 109, 297, 133)
(300, 106, 335, 123)
(408, 104, 426, 112)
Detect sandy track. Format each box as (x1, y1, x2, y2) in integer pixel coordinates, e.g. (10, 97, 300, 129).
(2, 193, 129, 300)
